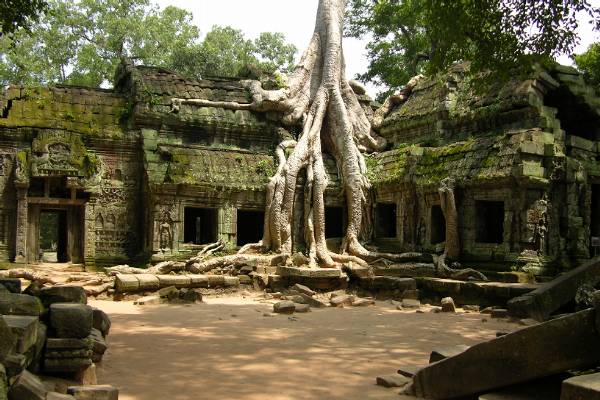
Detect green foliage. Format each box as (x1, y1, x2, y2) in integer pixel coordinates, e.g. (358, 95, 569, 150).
(347, 0, 600, 95)
(255, 159, 275, 177)
(575, 42, 600, 92)
(171, 26, 297, 80)
(0, 0, 48, 36)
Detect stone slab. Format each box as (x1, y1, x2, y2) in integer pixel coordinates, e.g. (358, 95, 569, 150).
(223, 276, 239, 287)
(47, 393, 76, 400)
(3, 316, 39, 354)
(135, 274, 160, 291)
(188, 275, 209, 288)
(273, 301, 295, 314)
(0, 293, 43, 316)
(67, 385, 118, 400)
(276, 266, 342, 279)
(0, 315, 17, 359)
(429, 344, 471, 363)
(0, 278, 21, 294)
(156, 275, 191, 288)
(46, 338, 92, 350)
(7, 370, 47, 400)
(40, 286, 87, 307)
(508, 258, 600, 321)
(44, 358, 92, 373)
(359, 276, 417, 291)
(410, 309, 600, 399)
(561, 372, 600, 400)
(114, 275, 139, 293)
(50, 304, 93, 339)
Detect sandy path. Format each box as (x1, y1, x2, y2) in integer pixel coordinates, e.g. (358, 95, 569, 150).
(92, 296, 520, 400)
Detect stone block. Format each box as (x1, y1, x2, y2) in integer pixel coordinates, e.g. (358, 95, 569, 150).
(568, 135, 595, 152)
(207, 275, 225, 287)
(440, 297, 456, 312)
(7, 370, 47, 400)
(292, 283, 316, 296)
(135, 274, 159, 291)
(0, 279, 21, 294)
(3, 316, 38, 354)
(75, 364, 97, 386)
(238, 275, 252, 285)
(23, 282, 42, 297)
(298, 293, 328, 308)
(46, 338, 92, 350)
(89, 329, 107, 362)
(40, 286, 87, 307)
(352, 298, 375, 307)
(44, 358, 92, 373)
(273, 301, 295, 314)
(188, 275, 208, 288)
(491, 309, 509, 319)
(91, 308, 110, 338)
(50, 304, 93, 339)
(401, 299, 421, 308)
(276, 266, 342, 279)
(223, 276, 239, 287)
(330, 294, 354, 307)
(410, 309, 600, 399)
(561, 372, 600, 400)
(67, 385, 118, 400)
(429, 344, 470, 363)
(293, 303, 310, 313)
(178, 289, 200, 303)
(0, 316, 17, 359)
(156, 275, 190, 288)
(114, 275, 139, 293)
(376, 375, 410, 388)
(402, 289, 420, 300)
(0, 293, 43, 316)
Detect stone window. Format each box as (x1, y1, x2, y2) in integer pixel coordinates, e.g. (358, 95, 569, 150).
(375, 203, 397, 238)
(430, 205, 446, 244)
(237, 210, 264, 246)
(475, 201, 504, 244)
(325, 206, 344, 238)
(183, 207, 217, 244)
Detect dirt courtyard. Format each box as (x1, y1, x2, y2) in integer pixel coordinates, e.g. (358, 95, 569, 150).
(91, 295, 520, 400)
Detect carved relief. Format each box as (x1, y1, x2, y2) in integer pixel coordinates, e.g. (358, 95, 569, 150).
(525, 196, 548, 254)
(0, 154, 11, 176)
(157, 204, 175, 251)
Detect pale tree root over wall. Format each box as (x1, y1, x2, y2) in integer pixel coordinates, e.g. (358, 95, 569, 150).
(167, 0, 487, 282)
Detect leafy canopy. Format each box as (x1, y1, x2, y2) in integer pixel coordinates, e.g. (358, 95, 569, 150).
(0, 0, 48, 36)
(347, 0, 600, 96)
(0, 0, 297, 87)
(575, 42, 600, 92)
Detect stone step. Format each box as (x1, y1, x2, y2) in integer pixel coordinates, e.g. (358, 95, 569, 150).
(561, 372, 600, 400)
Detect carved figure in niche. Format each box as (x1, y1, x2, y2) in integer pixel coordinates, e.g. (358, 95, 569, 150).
(0, 154, 10, 176)
(158, 206, 175, 251)
(95, 214, 104, 230)
(105, 214, 116, 230)
(532, 196, 548, 255)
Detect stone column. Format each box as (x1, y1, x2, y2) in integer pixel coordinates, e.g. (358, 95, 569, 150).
(14, 186, 28, 263)
(83, 195, 97, 267)
(218, 205, 236, 249)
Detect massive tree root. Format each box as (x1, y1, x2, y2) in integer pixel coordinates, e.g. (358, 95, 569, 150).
(168, 0, 487, 281)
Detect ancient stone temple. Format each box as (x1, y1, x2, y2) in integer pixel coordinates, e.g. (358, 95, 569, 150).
(0, 59, 599, 275)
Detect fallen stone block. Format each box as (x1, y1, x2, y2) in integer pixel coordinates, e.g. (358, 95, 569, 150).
(273, 301, 295, 314)
(3, 354, 27, 377)
(91, 309, 110, 338)
(440, 297, 456, 313)
(463, 305, 480, 312)
(135, 274, 160, 291)
(285, 295, 305, 304)
(330, 294, 354, 307)
(0, 364, 6, 400)
(0, 278, 21, 294)
(23, 282, 43, 297)
(0, 315, 17, 359)
(402, 289, 420, 300)
(157, 286, 178, 299)
(114, 275, 139, 293)
(223, 276, 239, 287)
(361, 276, 417, 291)
(238, 275, 252, 285)
(156, 274, 190, 288)
(292, 283, 316, 297)
(409, 309, 600, 399)
(40, 286, 87, 307)
(401, 299, 421, 309)
(207, 275, 225, 287)
(75, 364, 97, 386)
(429, 344, 471, 363)
(7, 370, 48, 400)
(352, 298, 375, 307)
(50, 304, 93, 339)
(298, 293, 328, 308)
(188, 275, 208, 288)
(67, 385, 118, 400)
(376, 375, 410, 388)
(294, 303, 310, 313)
(3, 316, 39, 354)
(89, 329, 107, 362)
(179, 289, 201, 303)
(0, 293, 43, 316)
(508, 258, 600, 321)
(561, 372, 600, 400)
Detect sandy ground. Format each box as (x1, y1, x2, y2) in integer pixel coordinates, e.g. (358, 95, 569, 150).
(91, 295, 521, 400)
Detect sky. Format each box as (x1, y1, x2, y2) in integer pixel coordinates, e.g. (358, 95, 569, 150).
(156, 0, 600, 97)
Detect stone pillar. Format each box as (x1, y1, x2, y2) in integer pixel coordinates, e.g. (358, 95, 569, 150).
(83, 195, 97, 267)
(14, 186, 28, 264)
(218, 206, 236, 249)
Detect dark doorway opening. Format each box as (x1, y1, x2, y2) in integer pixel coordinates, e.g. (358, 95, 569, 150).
(184, 208, 218, 244)
(39, 210, 68, 262)
(430, 205, 446, 244)
(476, 201, 504, 244)
(325, 207, 344, 238)
(237, 210, 264, 246)
(375, 203, 397, 238)
(545, 86, 600, 141)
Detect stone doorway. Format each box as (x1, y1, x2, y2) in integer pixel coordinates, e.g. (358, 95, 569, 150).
(26, 204, 84, 264)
